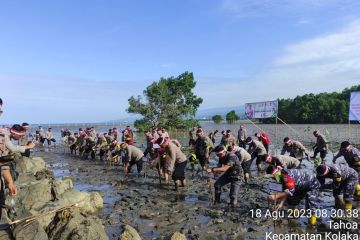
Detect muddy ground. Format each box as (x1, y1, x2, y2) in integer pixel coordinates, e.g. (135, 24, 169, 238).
(32, 146, 359, 240)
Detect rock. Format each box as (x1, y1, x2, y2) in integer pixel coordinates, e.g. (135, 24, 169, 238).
(52, 179, 73, 199)
(118, 225, 142, 240)
(12, 219, 49, 240)
(46, 209, 108, 240)
(171, 232, 187, 240)
(15, 157, 46, 175)
(17, 179, 53, 210)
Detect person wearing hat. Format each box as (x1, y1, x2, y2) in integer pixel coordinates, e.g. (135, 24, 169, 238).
(245, 136, 267, 171)
(265, 153, 300, 169)
(194, 128, 214, 170)
(207, 145, 243, 206)
(267, 166, 320, 226)
(316, 164, 358, 209)
(119, 142, 146, 176)
(281, 137, 310, 162)
(220, 130, 236, 150)
(18, 123, 31, 157)
(237, 125, 247, 149)
(229, 145, 252, 183)
(255, 132, 270, 153)
(333, 141, 360, 197)
(311, 130, 328, 163)
(156, 137, 187, 191)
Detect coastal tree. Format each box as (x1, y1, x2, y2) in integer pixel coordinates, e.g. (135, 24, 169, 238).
(212, 115, 223, 124)
(226, 110, 239, 124)
(127, 72, 203, 130)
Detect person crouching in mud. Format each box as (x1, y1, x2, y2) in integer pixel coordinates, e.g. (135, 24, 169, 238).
(207, 145, 243, 207)
(267, 166, 320, 226)
(156, 137, 187, 191)
(120, 142, 146, 177)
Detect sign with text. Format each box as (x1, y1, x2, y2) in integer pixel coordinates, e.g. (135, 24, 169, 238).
(349, 91, 360, 121)
(245, 100, 278, 119)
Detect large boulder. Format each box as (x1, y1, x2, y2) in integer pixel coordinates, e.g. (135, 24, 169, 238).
(16, 179, 53, 211)
(118, 225, 142, 240)
(12, 219, 48, 240)
(15, 157, 46, 175)
(46, 209, 108, 240)
(52, 178, 73, 200)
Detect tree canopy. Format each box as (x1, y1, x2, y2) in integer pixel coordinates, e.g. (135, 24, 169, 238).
(212, 115, 223, 124)
(226, 110, 239, 124)
(127, 72, 203, 130)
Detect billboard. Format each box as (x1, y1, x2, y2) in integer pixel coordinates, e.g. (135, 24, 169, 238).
(245, 100, 278, 119)
(349, 91, 360, 121)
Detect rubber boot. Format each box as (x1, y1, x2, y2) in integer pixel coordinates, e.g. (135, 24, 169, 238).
(344, 202, 352, 210)
(214, 193, 221, 204)
(355, 184, 360, 197)
(308, 216, 317, 226)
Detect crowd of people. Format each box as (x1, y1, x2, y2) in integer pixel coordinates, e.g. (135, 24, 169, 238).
(1, 95, 359, 227)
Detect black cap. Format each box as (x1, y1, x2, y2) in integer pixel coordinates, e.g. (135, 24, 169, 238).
(214, 145, 226, 153)
(245, 137, 252, 143)
(340, 141, 350, 149)
(316, 165, 328, 176)
(283, 137, 290, 143)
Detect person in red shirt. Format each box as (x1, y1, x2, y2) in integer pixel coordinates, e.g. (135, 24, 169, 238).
(255, 132, 270, 153)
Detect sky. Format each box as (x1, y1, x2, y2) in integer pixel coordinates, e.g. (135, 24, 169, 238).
(1, 0, 360, 124)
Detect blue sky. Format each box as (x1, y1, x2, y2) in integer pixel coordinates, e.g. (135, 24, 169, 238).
(1, 0, 360, 123)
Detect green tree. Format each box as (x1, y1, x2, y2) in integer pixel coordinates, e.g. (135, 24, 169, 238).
(127, 72, 203, 129)
(226, 110, 239, 124)
(212, 115, 223, 124)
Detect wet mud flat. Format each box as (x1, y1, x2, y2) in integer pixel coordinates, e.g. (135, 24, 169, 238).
(35, 150, 359, 239)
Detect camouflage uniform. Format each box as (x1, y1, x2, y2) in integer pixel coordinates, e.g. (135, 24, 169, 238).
(313, 134, 328, 159)
(194, 136, 214, 168)
(214, 152, 243, 204)
(247, 139, 267, 166)
(220, 134, 236, 149)
(317, 164, 358, 201)
(271, 155, 300, 169)
(233, 146, 252, 175)
(282, 169, 320, 213)
(334, 146, 360, 177)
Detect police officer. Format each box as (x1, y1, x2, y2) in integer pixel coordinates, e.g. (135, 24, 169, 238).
(245, 137, 267, 171)
(237, 125, 247, 149)
(220, 130, 236, 149)
(265, 153, 300, 169)
(120, 142, 146, 176)
(267, 166, 320, 225)
(316, 164, 358, 209)
(281, 137, 310, 162)
(207, 145, 243, 207)
(229, 145, 252, 183)
(311, 130, 328, 163)
(194, 129, 214, 170)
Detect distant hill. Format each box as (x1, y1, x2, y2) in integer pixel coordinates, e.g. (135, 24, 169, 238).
(195, 105, 245, 120)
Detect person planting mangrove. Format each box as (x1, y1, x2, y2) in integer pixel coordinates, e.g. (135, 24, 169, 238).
(229, 145, 252, 183)
(316, 164, 359, 209)
(245, 136, 267, 171)
(194, 128, 214, 170)
(207, 145, 243, 207)
(255, 131, 270, 153)
(281, 137, 310, 162)
(267, 166, 320, 226)
(265, 153, 300, 169)
(156, 137, 187, 191)
(311, 130, 328, 163)
(119, 142, 146, 176)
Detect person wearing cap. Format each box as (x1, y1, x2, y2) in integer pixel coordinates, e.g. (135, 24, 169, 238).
(122, 126, 134, 145)
(18, 123, 31, 157)
(194, 128, 214, 170)
(229, 145, 252, 183)
(281, 137, 310, 162)
(311, 130, 328, 163)
(255, 132, 270, 153)
(237, 125, 247, 148)
(245, 137, 267, 171)
(46, 128, 56, 147)
(157, 137, 187, 190)
(220, 130, 236, 149)
(267, 166, 320, 226)
(120, 142, 146, 176)
(265, 153, 300, 169)
(188, 127, 197, 146)
(208, 130, 218, 145)
(316, 164, 358, 209)
(206, 145, 243, 206)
